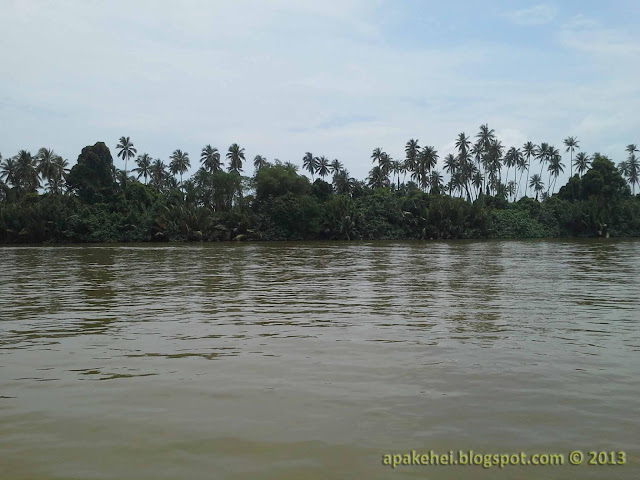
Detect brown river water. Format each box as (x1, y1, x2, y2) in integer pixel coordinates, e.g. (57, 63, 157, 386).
(1, 240, 639, 479)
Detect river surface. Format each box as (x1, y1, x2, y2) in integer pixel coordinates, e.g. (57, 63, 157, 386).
(1, 240, 639, 479)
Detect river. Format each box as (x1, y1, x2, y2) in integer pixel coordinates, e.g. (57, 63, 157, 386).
(1, 240, 638, 479)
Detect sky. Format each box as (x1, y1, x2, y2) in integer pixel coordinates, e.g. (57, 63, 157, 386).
(1, 0, 640, 185)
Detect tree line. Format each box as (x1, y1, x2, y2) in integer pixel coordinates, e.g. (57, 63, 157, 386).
(1, 124, 639, 243)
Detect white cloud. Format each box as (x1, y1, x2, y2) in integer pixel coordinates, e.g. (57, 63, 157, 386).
(506, 5, 557, 25)
(559, 15, 640, 56)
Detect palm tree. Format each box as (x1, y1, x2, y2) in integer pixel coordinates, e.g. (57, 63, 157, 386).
(150, 159, 167, 191)
(546, 146, 562, 194)
(504, 147, 519, 200)
(302, 152, 317, 180)
(521, 141, 536, 197)
(133, 153, 152, 184)
(1, 156, 19, 191)
(367, 166, 389, 189)
(15, 150, 40, 193)
(35, 148, 62, 191)
(333, 169, 354, 194)
(573, 152, 591, 177)
(443, 153, 457, 195)
(253, 155, 268, 171)
(429, 170, 443, 194)
(623, 145, 639, 194)
(49, 157, 69, 194)
(226, 143, 245, 174)
(472, 170, 483, 197)
(116, 136, 137, 188)
(316, 156, 330, 179)
(537, 142, 550, 178)
(485, 139, 504, 195)
(169, 149, 191, 188)
(529, 174, 544, 200)
(379, 153, 392, 175)
(201, 145, 222, 172)
(371, 147, 384, 165)
(404, 139, 420, 175)
(455, 133, 471, 157)
(564, 136, 579, 178)
(330, 159, 343, 175)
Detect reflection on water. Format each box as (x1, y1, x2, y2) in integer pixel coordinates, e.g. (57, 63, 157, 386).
(1, 240, 639, 479)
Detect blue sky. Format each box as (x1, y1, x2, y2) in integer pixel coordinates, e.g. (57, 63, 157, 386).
(1, 0, 639, 185)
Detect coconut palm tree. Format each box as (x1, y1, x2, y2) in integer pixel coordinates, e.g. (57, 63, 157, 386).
(371, 147, 384, 165)
(253, 155, 268, 171)
(226, 143, 245, 174)
(521, 141, 536, 197)
(133, 153, 152, 184)
(405, 139, 420, 174)
(379, 153, 393, 175)
(455, 133, 471, 157)
(35, 148, 62, 191)
(116, 136, 137, 187)
(367, 166, 389, 189)
(573, 152, 591, 177)
(201, 145, 222, 172)
(429, 170, 443, 194)
(472, 170, 483, 197)
(443, 153, 457, 195)
(48, 157, 69, 194)
(564, 136, 579, 178)
(623, 146, 639, 194)
(150, 159, 167, 191)
(15, 150, 40, 193)
(546, 146, 563, 194)
(333, 169, 354, 194)
(330, 159, 343, 175)
(537, 142, 550, 178)
(302, 152, 317, 180)
(169, 149, 191, 188)
(0, 155, 18, 187)
(504, 147, 518, 200)
(314, 156, 330, 180)
(529, 174, 544, 200)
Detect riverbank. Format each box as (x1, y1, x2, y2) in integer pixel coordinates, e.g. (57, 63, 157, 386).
(2, 143, 638, 243)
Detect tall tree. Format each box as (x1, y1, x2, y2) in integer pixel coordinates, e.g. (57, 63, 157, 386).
(316, 156, 330, 179)
(116, 136, 137, 188)
(367, 166, 389, 189)
(133, 153, 152, 184)
(302, 152, 317, 180)
(253, 155, 268, 171)
(622, 144, 639, 194)
(564, 136, 579, 178)
(226, 143, 245, 174)
(529, 174, 544, 200)
(547, 148, 564, 194)
(0, 156, 18, 187)
(537, 142, 550, 178)
(573, 152, 591, 177)
(330, 159, 343, 175)
(35, 148, 62, 192)
(201, 145, 222, 172)
(404, 139, 420, 175)
(15, 150, 40, 193)
(170, 149, 191, 187)
(150, 159, 167, 191)
(521, 142, 536, 197)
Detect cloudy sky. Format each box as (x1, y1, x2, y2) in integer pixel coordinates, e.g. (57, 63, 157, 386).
(1, 0, 639, 184)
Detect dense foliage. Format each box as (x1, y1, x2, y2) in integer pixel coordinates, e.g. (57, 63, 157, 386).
(1, 127, 639, 243)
